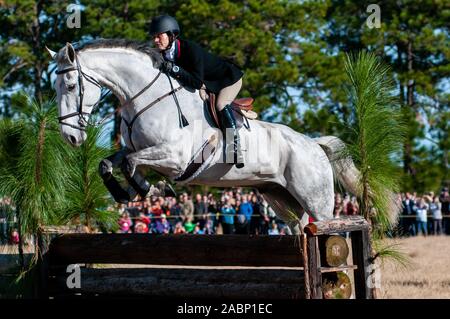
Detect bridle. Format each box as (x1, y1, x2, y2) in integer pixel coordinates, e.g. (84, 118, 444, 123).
(55, 49, 186, 150)
(55, 54, 102, 131)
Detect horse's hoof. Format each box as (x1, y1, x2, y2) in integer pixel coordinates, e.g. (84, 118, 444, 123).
(116, 198, 130, 204)
(110, 192, 131, 204)
(99, 159, 113, 179)
(156, 181, 177, 197)
(164, 183, 177, 197)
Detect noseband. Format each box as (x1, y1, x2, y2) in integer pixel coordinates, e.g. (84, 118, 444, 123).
(55, 53, 102, 131)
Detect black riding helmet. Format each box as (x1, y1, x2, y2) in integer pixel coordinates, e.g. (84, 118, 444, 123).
(149, 15, 180, 38)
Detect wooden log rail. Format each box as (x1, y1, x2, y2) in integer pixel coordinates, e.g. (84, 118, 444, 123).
(48, 234, 304, 267)
(43, 234, 306, 299)
(304, 215, 370, 236)
(51, 267, 306, 299)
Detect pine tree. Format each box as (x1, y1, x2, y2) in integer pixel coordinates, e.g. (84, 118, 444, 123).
(0, 0, 83, 107)
(0, 94, 68, 267)
(319, 0, 449, 191)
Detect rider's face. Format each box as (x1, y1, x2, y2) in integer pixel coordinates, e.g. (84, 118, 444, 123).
(153, 32, 170, 51)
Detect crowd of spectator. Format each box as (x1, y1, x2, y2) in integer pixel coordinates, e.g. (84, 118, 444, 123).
(1, 186, 449, 244)
(398, 188, 450, 236)
(333, 193, 360, 217)
(115, 187, 450, 237)
(115, 188, 291, 236)
(332, 188, 450, 236)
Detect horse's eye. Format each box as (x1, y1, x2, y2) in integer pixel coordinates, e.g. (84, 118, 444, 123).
(67, 84, 76, 91)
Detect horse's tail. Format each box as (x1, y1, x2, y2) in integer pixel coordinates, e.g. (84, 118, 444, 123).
(314, 135, 400, 226)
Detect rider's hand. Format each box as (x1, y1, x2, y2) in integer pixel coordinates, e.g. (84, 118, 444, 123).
(160, 60, 174, 74)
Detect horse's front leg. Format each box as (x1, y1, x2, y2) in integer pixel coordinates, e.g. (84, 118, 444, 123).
(99, 149, 138, 203)
(122, 143, 185, 198)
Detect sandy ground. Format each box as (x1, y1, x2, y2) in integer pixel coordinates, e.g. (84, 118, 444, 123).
(380, 236, 450, 299)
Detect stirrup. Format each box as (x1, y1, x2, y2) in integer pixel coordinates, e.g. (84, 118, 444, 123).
(234, 139, 244, 169)
(224, 134, 244, 168)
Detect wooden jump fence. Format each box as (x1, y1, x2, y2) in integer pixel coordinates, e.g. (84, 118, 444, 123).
(36, 215, 373, 299)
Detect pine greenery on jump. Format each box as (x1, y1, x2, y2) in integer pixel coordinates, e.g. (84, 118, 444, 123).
(0, 94, 115, 269)
(343, 51, 405, 238)
(59, 126, 118, 231)
(0, 94, 68, 267)
(59, 125, 117, 233)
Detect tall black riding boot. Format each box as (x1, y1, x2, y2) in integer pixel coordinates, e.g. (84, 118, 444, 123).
(219, 105, 244, 168)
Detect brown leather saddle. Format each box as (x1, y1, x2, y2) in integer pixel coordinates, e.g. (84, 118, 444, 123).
(208, 93, 254, 128)
(174, 95, 254, 183)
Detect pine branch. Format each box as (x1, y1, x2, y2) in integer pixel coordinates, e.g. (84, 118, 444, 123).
(344, 51, 406, 234)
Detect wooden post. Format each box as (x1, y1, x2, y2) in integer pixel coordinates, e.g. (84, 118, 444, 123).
(307, 235, 322, 299)
(351, 229, 373, 299)
(305, 216, 372, 299)
(301, 234, 310, 299)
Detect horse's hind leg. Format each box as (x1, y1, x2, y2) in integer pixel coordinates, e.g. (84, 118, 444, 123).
(283, 146, 335, 221)
(285, 181, 334, 222)
(257, 183, 308, 235)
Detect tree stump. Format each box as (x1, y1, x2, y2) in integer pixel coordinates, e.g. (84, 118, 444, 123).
(322, 272, 352, 299)
(320, 235, 349, 267)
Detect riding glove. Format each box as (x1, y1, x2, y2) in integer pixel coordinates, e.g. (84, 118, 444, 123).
(160, 60, 202, 89)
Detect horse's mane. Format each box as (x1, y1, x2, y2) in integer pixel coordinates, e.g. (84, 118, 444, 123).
(75, 38, 164, 68)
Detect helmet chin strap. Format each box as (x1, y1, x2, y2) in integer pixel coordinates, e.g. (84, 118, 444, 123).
(163, 33, 177, 53)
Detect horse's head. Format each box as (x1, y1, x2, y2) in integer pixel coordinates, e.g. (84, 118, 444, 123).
(47, 43, 102, 147)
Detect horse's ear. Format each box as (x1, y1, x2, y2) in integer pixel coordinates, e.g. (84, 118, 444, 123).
(65, 42, 76, 63)
(45, 46, 57, 60)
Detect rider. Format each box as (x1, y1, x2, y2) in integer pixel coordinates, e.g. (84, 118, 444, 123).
(149, 14, 244, 168)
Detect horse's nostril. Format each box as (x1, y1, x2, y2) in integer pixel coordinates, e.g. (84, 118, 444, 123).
(69, 135, 77, 145)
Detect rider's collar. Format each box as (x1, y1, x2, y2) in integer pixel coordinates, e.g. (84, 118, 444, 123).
(164, 40, 177, 62)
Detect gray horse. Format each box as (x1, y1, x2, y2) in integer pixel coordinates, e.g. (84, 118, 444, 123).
(48, 40, 369, 233)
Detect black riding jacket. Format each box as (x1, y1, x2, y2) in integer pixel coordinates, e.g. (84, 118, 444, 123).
(166, 39, 243, 94)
